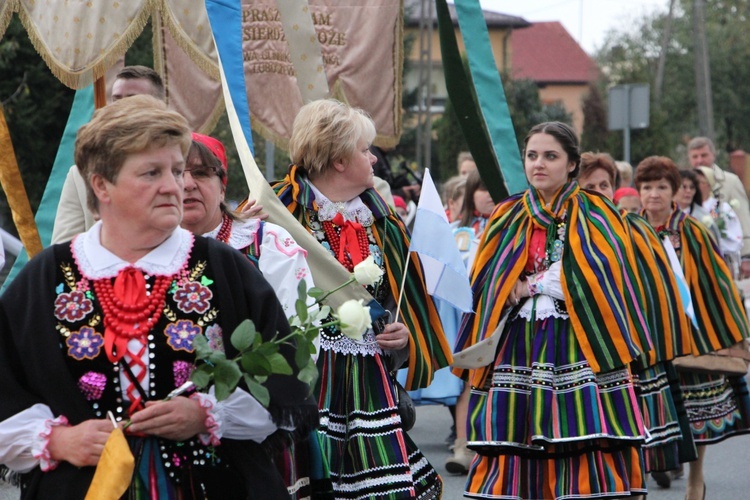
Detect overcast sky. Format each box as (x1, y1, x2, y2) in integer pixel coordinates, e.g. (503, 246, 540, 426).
(478, 0, 669, 54)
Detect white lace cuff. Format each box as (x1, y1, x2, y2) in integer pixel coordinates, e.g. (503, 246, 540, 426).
(34, 415, 69, 472)
(190, 392, 222, 446)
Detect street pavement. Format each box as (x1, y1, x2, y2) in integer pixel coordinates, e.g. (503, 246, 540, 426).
(410, 403, 750, 499)
(2, 402, 748, 499)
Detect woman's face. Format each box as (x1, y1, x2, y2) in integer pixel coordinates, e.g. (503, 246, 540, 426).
(695, 173, 712, 202)
(447, 194, 464, 222)
(578, 167, 614, 200)
(473, 188, 495, 217)
(675, 178, 697, 209)
(639, 178, 674, 220)
(95, 144, 184, 239)
(181, 153, 226, 235)
(339, 138, 376, 192)
(524, 133, 576, 202)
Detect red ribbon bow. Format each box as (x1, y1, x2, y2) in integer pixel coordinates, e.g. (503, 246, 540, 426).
(332, 212, 365, 268)
(103, 267, 148, 363)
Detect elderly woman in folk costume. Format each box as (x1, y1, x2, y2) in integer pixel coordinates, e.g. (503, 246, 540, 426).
(577, 152, 697, 488)
(179, 133, 328, 498)
(456, 122, 652, 499)
(0, 95, 318, 499)
(273, 98, 450, 499)
(635, 156, 750, 500)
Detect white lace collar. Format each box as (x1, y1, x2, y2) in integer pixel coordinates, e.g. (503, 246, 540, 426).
(72, 222, 194, 279)
(203, 217, 260, 251)
(309, 182, 374, 226)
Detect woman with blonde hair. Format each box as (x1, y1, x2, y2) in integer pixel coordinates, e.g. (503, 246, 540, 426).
(273, 99, 449, 498)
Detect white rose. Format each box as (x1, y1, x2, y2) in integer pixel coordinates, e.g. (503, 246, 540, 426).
(701, 215, 714, 227)
(353, 255, 384, 286)
(730, 198, 741, 210)
(335, 299, 372, 340)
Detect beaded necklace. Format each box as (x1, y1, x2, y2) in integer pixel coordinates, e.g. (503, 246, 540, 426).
(216, 214, 232, 243)
(321, 214, 371, 271)
(93, 270, 172, 347)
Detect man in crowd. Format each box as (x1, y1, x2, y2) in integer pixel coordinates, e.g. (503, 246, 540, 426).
(688, 136, 750, 278)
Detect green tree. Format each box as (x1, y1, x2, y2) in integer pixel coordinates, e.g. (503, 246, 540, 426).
(434, 97, 468, 182)
(0, 17, 74, 230)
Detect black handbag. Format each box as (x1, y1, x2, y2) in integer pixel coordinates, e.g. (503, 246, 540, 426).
(393, 376, 416, 431)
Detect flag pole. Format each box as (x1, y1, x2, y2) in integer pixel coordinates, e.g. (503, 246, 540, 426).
(394, 255, 411, 321)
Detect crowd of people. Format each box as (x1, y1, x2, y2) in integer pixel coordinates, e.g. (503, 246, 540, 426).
(0, 65, 749, 500)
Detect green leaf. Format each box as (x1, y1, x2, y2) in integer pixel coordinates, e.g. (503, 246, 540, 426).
(242, 351, 272, 376)
(208, 351, 227, 365)
(295, 339, 312, 369)
(307, 287, 325, 298)
(256, 342, 280, 356)
(193, 334, 212, 360)
(295, 298, 309, 323)
(244, 374, 270, 408)
(297, 362, 319, 387)
(230, 319, 257, 351)
(190, 364, 213, 389)
(267, 352, 293, 375)
(213, 359, 242, 401)
(297, 279, 308, 301)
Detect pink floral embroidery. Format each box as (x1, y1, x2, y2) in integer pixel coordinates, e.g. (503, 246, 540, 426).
(78, 371, 107, 400)
(165, 320, 202, 352)
(295, 267, 307, 280)
(36, 415, 69, 472)
(190, 393, 221, 446)
(54, 290, 93, 322)
(173, 282, 213, 314)
(66, 327, 104, 360)
(205, 324, 224, 353)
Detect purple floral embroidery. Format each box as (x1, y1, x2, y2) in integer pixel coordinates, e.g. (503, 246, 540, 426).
(205, 324, 225, 353)
(54, 290, 94, 322)
(165, 320, 201, 352)
(173, 282, 213, 314)
(78, 371, 107, 401)
(173, 360, 193, 387)
(66, 327, 104, 360)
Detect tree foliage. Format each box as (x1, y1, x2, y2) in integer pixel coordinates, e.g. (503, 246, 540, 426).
(590, 0, 750, 165)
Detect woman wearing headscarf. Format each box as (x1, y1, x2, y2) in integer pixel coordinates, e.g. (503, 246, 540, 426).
(457, 122, 651, 499)
(0, 96, 318, 499)
(273, 99, 450, 499)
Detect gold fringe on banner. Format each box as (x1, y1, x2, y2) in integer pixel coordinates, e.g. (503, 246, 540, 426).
(15, 1, 153, 89)
(0, 0, 17, 40)
(157, 3, 220, 80)
(0, 106, 42, 257)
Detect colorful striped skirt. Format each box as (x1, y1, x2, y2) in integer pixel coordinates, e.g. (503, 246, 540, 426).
(465, 313, 646, 499)
(633, 362, 696, 472)
(316, 347, 442, 499)
(679, 371, 750, 444)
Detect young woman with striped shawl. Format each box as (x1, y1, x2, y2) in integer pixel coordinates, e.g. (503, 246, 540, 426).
(457, 122, 651, 499)
(635, 156, 750, 500)
(272, 99, 450, 499)
(577, 152, 697, 487)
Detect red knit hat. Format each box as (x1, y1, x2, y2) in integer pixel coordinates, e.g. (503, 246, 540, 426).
(191, 132, 228, 185)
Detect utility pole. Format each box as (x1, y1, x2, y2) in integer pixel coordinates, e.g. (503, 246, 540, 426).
(654, 0, 676, 107)
(692, 0, 715, 139)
